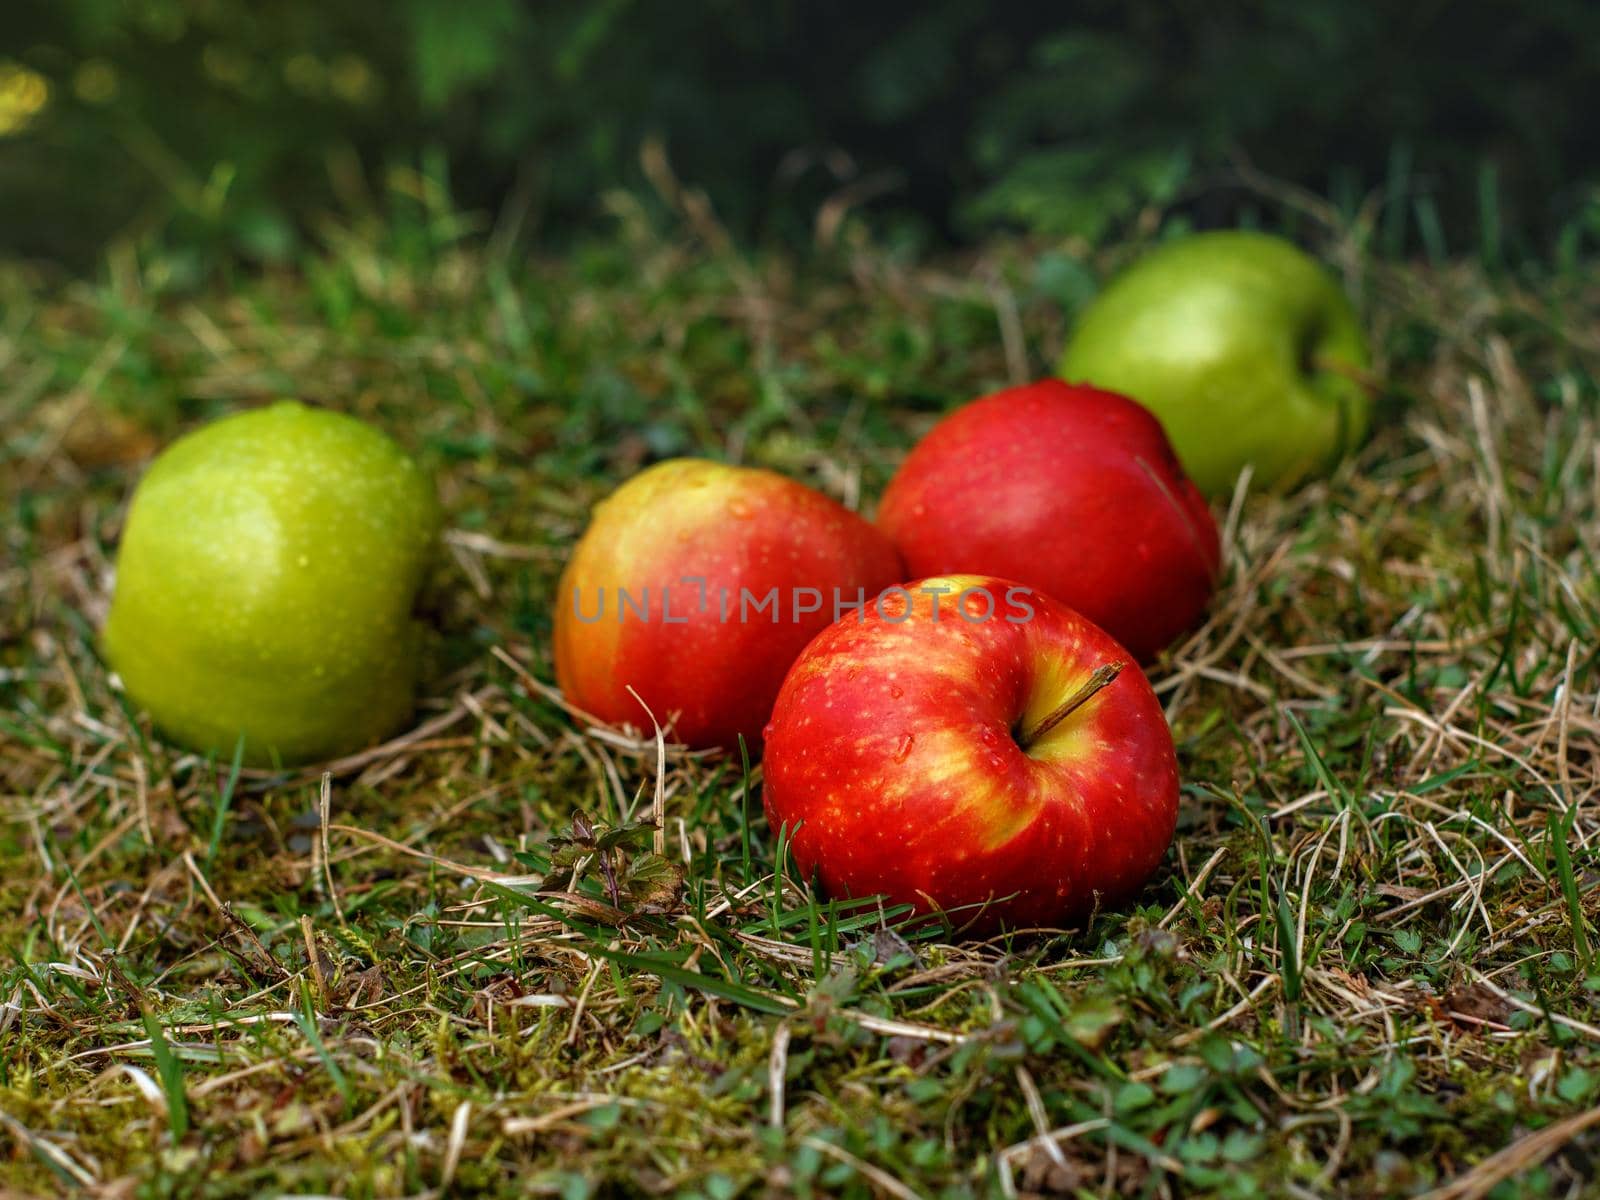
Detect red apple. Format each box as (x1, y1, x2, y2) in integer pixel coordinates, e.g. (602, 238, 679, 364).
(554, 458, 904, 751)
(761, 575, 1178, 932)
(877, 380, 1220, 661)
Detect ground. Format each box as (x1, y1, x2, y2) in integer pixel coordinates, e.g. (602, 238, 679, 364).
(3, 188, 1599, 1198)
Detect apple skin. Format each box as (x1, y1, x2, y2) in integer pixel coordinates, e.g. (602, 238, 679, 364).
(1058, 231, 1371, 496)
(102, 401, 441, 766)
(877, 380, 1219, 662)
(553, 458, 903, 751)
(761, 575, 1178, 933)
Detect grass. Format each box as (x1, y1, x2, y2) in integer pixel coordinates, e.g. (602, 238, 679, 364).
(2, 181, 1600, 1198)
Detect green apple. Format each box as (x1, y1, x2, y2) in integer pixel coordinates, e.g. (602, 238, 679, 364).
(1058, 231, 1371, 496)
(102, 401, 441, 765)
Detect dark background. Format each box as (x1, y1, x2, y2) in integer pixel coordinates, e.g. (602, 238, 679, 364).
(5, 0, 1600, 267)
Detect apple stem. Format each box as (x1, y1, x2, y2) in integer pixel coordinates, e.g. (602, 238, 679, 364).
(1019, 661, 1126, 749)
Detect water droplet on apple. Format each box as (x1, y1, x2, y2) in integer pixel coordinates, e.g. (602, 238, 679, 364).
(893, 734, 914, 763)
(729, 500, 752, 519)
(888, 684, 904, 700)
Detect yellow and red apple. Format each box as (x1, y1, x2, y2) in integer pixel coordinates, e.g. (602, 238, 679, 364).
(761, 575, 1178, 932)
(877, 380, 1219, 661)
(553, 458, 903, 750)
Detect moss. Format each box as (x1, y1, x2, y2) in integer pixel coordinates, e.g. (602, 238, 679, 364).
(2, 215, 1599, 1196)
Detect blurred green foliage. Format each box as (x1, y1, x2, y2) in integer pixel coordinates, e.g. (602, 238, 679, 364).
(4, 0, 1600, 265)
